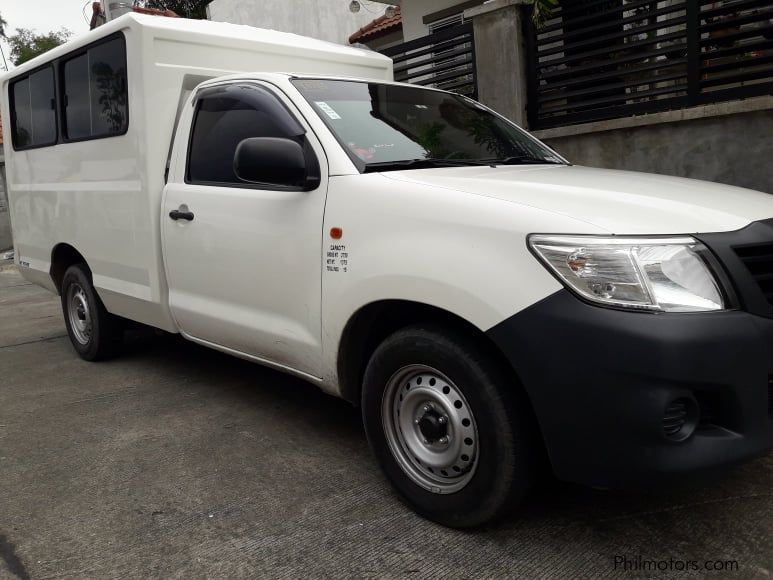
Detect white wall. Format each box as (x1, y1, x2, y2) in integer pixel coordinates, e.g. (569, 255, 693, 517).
(207, 0, 381, 45)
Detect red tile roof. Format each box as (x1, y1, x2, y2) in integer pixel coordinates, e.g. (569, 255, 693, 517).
(349, 6, 402, 44)
(91, 2, 178, 29)
(132, 6, 179, 18)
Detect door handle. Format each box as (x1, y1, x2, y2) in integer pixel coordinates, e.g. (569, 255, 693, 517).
(169, 208, 195, 221)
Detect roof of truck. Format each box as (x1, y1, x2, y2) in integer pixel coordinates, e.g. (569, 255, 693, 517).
(1, 12, 390, 82)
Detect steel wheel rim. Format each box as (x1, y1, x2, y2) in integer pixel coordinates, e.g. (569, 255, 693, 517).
(67, 283, 92, 345)
(382, 364, 479, 494)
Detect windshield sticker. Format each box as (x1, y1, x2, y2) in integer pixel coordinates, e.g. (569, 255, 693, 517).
(314, 101, 342, 120)
(349, 142, 376, 161)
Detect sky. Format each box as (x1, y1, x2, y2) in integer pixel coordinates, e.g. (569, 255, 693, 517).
(1, 0, 92, 69)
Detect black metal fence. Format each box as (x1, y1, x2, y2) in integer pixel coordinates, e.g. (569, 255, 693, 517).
(524, 0, 773, 129)
(380, 23, 478, 98)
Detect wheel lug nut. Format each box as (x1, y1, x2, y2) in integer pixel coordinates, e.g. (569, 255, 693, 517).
(422, 405, 430, 413)
(438, 416, 447, 425)
(439, 436, 448, 444)
(414, 418, 420, 425)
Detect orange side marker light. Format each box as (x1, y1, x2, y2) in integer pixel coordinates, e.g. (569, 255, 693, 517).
(330, 227, 343, 240)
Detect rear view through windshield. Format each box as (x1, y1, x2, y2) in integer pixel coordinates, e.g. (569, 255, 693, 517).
(292, 78, 563, 172)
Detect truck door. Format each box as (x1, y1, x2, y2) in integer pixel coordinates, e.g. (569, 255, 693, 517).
(162, 82, 327, 378)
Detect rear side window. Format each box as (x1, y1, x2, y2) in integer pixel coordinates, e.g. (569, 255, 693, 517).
(187, 84, 305, 185)
(10, 66, 57, 149)
(62, 35, 128, 140)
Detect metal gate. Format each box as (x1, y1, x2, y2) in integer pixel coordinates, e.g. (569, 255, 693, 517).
(524, 0, 773, 129)
(380, 23, 478, 99)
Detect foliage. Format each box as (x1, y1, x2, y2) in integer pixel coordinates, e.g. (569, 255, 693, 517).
(7, 28, 72, 66)
(531, 0, 560, 27)
(141, 0, 209, 19)
(0, 13, 7, 38)
(93, 63, 128, 132)
(417, 122, 449, 159)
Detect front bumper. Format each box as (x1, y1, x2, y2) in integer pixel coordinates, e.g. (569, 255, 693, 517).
(487, 289, 773, 488)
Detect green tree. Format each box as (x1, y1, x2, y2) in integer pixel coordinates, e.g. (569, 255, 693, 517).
(8, 28, 72, 66)
(142, 0, 209, 19)
(531, 0, 559, 26)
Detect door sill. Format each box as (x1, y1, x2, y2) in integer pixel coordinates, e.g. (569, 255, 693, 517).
(180, 332, 323, 385)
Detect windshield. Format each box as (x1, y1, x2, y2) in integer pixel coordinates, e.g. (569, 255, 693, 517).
(291, 79, 565, 172)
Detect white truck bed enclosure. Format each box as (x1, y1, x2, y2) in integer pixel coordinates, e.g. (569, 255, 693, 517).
(1, 13, 392, 330)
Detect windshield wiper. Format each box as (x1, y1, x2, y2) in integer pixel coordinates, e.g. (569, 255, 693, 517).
(485, 156, 566, 166)
(363, 158, 492, 173)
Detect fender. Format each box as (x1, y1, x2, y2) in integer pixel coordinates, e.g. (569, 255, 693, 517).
(318, 173, 604, 393)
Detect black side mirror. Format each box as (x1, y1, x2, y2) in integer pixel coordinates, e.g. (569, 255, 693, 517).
(234, 137, 316, 189)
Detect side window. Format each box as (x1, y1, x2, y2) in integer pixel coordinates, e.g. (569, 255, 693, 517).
(62, 35, 128, 140)
(10, 66, 56, 150)
(187, 84, 306, 185)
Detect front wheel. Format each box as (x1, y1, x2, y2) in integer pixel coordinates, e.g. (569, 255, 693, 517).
(61, 264, 124, 361)
(362, 325, 538, 528)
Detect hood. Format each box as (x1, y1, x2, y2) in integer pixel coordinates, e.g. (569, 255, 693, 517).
(381, 165, 773, 234)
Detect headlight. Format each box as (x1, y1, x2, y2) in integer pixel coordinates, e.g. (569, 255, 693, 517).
(529, 235, 732, 312)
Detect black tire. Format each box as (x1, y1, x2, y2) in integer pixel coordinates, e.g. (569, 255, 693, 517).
(362, 324, 539, 528)
(60, 264, 124, 361)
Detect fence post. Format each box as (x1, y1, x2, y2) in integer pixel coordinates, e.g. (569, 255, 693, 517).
(522, 4, 539, 130)
(686, 0, 700, 106)
(464, 0, 531, 127)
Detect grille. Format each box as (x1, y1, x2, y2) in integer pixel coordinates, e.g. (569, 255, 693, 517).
(663, 399, 689, 438)
(734, 244, 773, 306)
(695, 392, 714, 428)
(769, 377, 773, 416)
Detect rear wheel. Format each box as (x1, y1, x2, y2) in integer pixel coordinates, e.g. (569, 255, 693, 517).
(362, 325, 538, 528)
(61, 264, 124, 361)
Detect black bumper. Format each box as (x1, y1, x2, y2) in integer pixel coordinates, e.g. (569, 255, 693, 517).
(487, 289, 773, 488)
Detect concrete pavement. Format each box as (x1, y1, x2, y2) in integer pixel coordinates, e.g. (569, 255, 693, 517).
(1, 261, 772, 578)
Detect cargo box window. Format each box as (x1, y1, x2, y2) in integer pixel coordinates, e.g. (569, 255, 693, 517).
(62, 35, 128, 141)
(10, 66, 57, 150)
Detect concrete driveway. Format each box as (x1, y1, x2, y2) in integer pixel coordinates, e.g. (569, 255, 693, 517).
(1, 261, 772, 579)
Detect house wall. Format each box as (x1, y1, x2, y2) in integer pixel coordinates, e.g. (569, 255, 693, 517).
(359, 29, 405, 52)
(400, 0, 467, 40)
(206, 0, 378, 45)
(535, 99, 773, 195)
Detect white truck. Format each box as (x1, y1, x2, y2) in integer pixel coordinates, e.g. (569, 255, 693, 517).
(3, 13, 773, 528)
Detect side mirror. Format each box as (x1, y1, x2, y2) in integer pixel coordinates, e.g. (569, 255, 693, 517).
(234, 137, 315, 189)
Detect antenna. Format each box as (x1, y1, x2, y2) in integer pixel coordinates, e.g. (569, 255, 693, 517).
(0, 43, 8, 71)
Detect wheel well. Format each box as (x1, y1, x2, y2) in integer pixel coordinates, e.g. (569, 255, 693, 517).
(338, 300, 550, 473)
(337, 300, 521, 406)
(50, 244, 89, 294)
